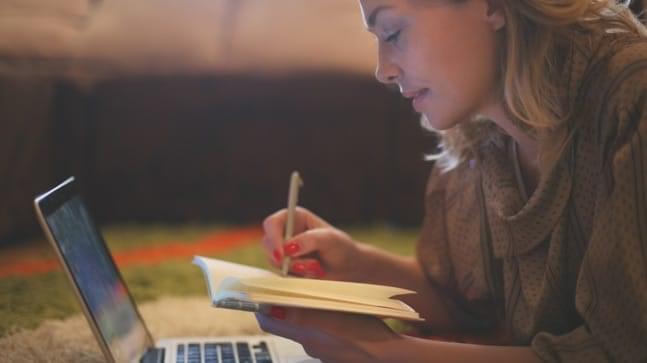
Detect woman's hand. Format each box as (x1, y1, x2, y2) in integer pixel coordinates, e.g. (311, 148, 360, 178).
(256, 308, 402, 363)
(261, 207, 461, 331)
(256, 308, 541, 363)
(261, 207, 366, 282)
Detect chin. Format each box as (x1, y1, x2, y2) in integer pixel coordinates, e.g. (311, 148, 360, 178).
(420, 113, 459, 132)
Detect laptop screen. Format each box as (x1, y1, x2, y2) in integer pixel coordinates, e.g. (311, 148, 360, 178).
(36, 178, 150, 362)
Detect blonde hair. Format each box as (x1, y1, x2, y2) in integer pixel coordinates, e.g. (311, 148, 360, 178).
(429, 0, 647, 172)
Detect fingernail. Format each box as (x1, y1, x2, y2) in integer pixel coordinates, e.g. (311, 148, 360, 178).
(272, 249, 282, 263)
(291, 262, 306, 274)
(283, 242, 301, 257)
(269, 306, 286, 320)
(306, 261, 326, 278)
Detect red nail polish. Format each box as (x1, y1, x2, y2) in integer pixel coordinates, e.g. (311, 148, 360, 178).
(284, 242, 301, 257)
(269, 306, 286, 320)
(306, 261, 326, 278)
(291, 262, 306, 274)
(272, 249, 282, 263)
(313, 267, 326, 278)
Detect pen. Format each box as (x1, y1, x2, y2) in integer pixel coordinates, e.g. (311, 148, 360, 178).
(281, 171, 303, 276)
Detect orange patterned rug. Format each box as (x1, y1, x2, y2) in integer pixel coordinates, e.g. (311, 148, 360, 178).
(0, 226, 262, 278)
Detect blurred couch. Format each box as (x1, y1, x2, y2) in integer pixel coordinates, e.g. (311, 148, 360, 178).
(0, 72, 434, 244)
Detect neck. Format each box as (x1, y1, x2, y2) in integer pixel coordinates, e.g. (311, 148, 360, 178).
(482, 103, 541, 193)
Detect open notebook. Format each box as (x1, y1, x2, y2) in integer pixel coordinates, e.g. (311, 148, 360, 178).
(193, 256, 423, 322)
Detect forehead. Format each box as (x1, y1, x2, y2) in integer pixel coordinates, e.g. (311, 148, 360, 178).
(359, 0, 407, 27)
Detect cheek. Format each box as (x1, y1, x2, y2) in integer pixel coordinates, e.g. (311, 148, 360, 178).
(424, 35, 499, 127)
(449, 21, 499, 99)
(456, 37, 499, 100)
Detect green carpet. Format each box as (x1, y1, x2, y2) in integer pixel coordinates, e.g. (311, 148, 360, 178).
(0, 224, 418, 337)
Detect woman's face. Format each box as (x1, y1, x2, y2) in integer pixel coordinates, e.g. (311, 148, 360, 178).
(359, 0, 504, 130)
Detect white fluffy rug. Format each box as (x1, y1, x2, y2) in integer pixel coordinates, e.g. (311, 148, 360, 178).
(0, 296, 264, 363)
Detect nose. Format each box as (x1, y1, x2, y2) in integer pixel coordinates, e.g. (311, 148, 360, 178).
(375, 47, 400, 85)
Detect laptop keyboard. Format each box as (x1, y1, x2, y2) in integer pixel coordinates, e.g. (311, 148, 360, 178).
(175, 341, 273, 363)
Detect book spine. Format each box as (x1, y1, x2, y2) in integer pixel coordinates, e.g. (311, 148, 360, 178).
(216, 298, 264, 313)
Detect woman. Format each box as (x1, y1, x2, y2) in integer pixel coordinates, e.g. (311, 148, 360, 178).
(257, 0, 647, 361)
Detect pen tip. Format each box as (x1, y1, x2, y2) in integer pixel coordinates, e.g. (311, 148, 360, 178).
(291, 171, 303, 185)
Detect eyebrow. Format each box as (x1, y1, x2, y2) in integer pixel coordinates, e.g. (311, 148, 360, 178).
(367, 6, 393, 29)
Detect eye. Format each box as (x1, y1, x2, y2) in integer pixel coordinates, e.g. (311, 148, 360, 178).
(385, 30, 401, 44)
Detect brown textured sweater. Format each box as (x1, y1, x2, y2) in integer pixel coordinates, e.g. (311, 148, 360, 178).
(416, 29, 647, 362)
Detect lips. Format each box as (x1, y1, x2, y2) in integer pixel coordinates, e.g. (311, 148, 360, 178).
(402, 88, 422, 98)
(402, 88, 430, 112)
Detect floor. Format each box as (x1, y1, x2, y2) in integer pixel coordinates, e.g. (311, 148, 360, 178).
(0, 224, 418, 337)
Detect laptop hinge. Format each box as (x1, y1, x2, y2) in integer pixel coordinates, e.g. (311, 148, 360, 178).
(140, 347, 165, 363)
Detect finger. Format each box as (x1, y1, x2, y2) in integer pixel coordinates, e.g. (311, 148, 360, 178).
(289, 258, 326, 278)
(262, 209, 293, 267)
(259, 308, 368, 341)
(268, 306, 287, 320)
(256, 312, 294, 337)
(262, 306, 306, 326)
(275, 308, 355, 331)
(298, 207, 332, 230)
(261, 236, 283, 267)
(274, 207, 332, 238)
(283, 228, 342, 258)
(262, 209, 288, 246)
(262, 208, 313, 250)
(255, 308, 307, 342)
(263, 208, 330, 262)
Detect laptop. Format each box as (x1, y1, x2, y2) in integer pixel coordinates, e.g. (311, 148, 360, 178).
(34, 177, 320, 363)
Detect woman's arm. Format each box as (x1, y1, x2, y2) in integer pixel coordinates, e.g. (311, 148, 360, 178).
(355, 243, 458, 332)
(261, 207, 462, 332)
(257, 308, 540, 363)
(372, 335, 541, 363)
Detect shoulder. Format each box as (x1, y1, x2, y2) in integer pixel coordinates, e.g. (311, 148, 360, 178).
(567, 31, 647, 149)
(579, 31, 647, 101)
(596, 33, 647, 107)
(569, 31, 647, 197)
(593, 34, 647, 158)
(604, 32, 647, 73)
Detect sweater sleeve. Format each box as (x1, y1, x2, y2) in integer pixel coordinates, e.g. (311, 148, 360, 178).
(531, 53, 647, 362)
(416, 161, 501, 334)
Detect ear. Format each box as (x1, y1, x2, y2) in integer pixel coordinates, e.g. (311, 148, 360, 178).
(484, 0, 506, 31)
